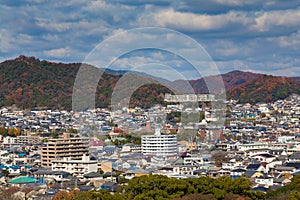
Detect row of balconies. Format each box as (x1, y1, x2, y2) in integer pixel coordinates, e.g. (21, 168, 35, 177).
(142, 146, 176, 149)
(43, 148, 88, 152)
(142, 145, 177, 149)
(142, 142, 177, 145)
(142, 149, 178, 152)
(142, 140, 177, 142)
(141, 137, 176, 140)
(52, 164, 85, 168)
(47, 140, 89, 145)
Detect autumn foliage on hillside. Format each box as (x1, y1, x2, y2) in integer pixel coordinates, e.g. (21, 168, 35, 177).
(1, 56, 300, 109)
(169, 70, 261, 94)
(227, 74, 300, 103)
(0, 56, 171, 110)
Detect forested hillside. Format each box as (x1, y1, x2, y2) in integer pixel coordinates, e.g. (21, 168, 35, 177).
(0, 56, 171, 110)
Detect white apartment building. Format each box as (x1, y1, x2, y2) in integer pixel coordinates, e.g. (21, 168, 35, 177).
(51, 154, 97, 177)
(237, 143, 268, 152)
(3, 136, 17, 144)
(141, 129, 178, 156)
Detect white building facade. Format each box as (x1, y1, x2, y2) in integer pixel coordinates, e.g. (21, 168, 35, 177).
(51, 154, 98, 177)
(141, 130, 178, 156)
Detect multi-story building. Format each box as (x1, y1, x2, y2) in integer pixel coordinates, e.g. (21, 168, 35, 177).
(2, 136, 17, 144)
(141, 129, 178, 156)
(51, 154, 97, 177)
(237, 143, 268, 152)
(15, 136, 41, 145)
(41, 133, 89, 167)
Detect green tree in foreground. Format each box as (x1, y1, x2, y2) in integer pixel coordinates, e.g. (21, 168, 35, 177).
(49, 174, 300, 200)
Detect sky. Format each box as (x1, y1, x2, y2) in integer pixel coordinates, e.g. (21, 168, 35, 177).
(1, 0, 300, 80)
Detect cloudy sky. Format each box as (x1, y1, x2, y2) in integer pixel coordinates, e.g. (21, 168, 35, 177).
(1, 0, 300, 80)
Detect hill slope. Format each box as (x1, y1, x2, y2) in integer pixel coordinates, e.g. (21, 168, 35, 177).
(1, 56, 300, 109)
(227, 74, 300, 103)
(168, 70, 261, 94)
(0, 56, 171, 110)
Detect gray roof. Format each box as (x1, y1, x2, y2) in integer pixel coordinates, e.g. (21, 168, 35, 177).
(290, 152, 300, 159)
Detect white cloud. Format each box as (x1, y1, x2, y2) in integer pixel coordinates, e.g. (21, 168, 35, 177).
(138, 8, 251, 31)
(214, 41, 240, 57)
(268, 31, 300, 49)
(136, 9, 251, 31)
(214, 0, 252, 6)
(84, 0, 108, 11)
(1, 0, 300, 77)
(251, 8, 300, 32)
(0, 29, 14, 53)
(43, 48, 71, 58)
(135, 7, 300, 37)
(36, 20, 72, 32)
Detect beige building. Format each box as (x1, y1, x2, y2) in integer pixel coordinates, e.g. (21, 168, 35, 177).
(41, 133, 89, 167)
(52, 154, 98, 177)
(15, 136, 41, 144)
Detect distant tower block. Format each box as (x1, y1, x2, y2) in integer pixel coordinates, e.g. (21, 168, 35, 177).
(164, 93, 216, 102)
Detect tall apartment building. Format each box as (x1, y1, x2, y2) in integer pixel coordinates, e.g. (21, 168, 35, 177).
(41, 133, 89, 167)
(141, 129, 178, 156)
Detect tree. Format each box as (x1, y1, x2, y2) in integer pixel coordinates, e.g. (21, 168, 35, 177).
(52, 190, 69, 200)
(288, 191, 300, 200)
(52, 132, 59, 138)
(2, 169, 9, 177)
(73, 190, 120, 200)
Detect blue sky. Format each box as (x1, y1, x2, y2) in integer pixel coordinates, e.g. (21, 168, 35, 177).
(1, 0, 300, 80)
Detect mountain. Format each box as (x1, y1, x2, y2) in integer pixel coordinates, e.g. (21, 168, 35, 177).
(227, 74, 300, 103)
(218, 70, 261, 90)
(0, 56, 300, 109)
(102, 68, 170, 84)
(291, 76, 300, 84)
(168, 70, 300, 103)
(0, 56, 171, 110)
(168, 70, 261, 94)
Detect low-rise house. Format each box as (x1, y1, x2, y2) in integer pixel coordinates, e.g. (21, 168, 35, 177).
(83, 172, 104, 187)
(218, 168, 231, 177)
(252, 154, 276, 163)
(288, 152, 300, 162)
(245, 170, 264, 178)
(207, 166, 221, 178)
(173, 165, 199, 175)
(34, 170, 69, 182)
(231, 168, 246, 178)
(121, 143, 141, 153)
(246, 148, 270, 157)
(246, 163, 266, 172)
(153, 167, 174, 176)
(183, 156, 204, 166)
(100, 181, 119, 192)
(255, 174, 274, 187)
(273, 177, 292, 186)
(222, 162, 237, 170)
(285, 162, 300, 170)
(124, 169, 150, 180)
(272, 166, 296, 175)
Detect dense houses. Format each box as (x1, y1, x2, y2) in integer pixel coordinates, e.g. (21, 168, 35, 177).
(0, 94, 300, 198)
